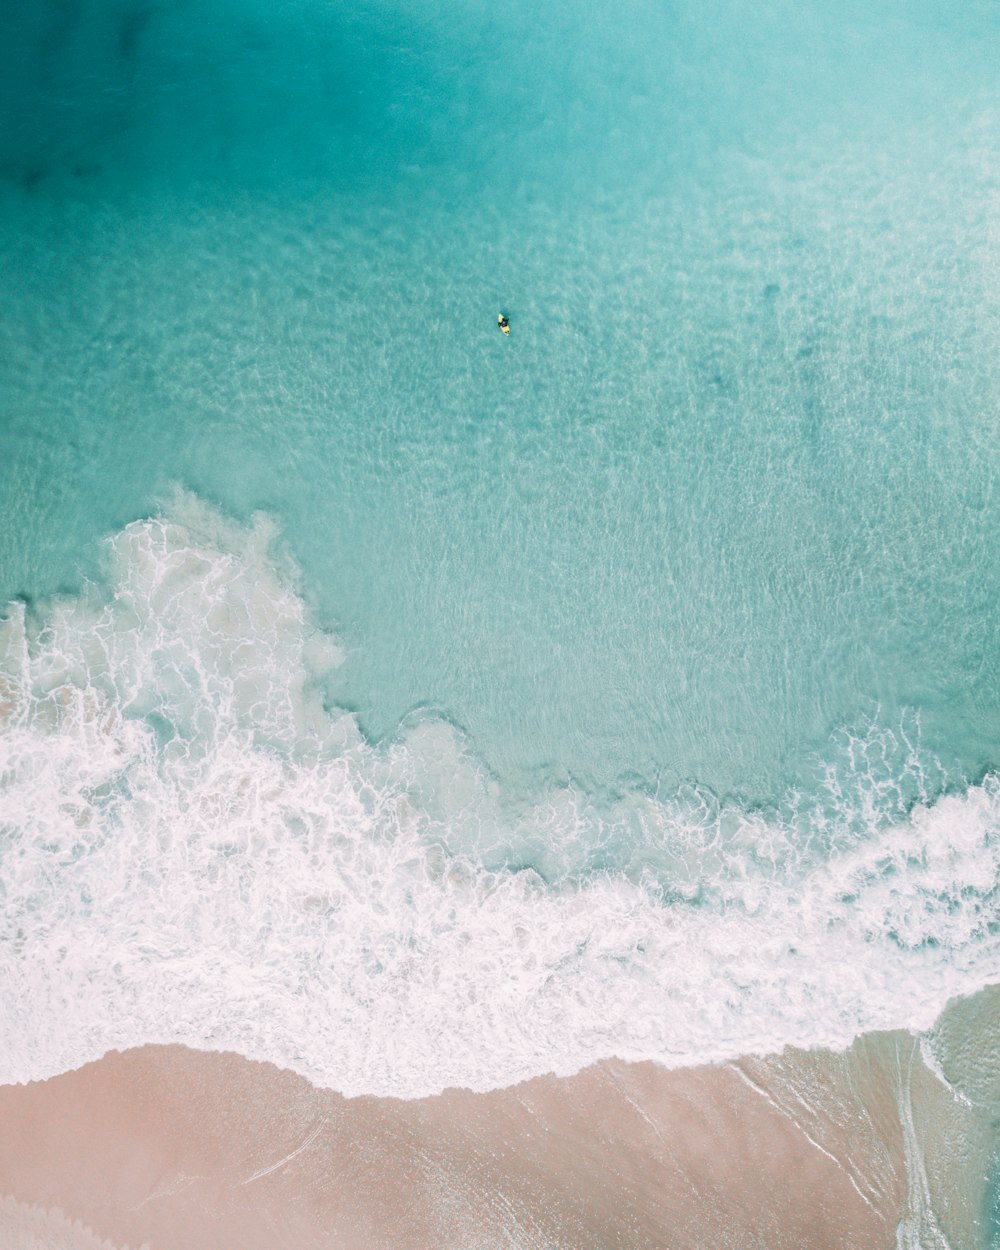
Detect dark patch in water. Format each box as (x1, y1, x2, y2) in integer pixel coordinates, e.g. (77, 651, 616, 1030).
(118, 2, 157, 62)
(762, 282, 780, 299)
(40, 0, 85, 64)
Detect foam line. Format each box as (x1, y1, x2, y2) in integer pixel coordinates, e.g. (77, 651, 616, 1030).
(1, 499, 998, 1096)
(0, 1195, 145, 1250)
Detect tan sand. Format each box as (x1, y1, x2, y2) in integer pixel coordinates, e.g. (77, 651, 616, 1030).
(0, 1039, 916, 1250)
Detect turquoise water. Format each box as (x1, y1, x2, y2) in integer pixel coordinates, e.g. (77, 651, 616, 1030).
(1, 0, 997, 805)
(2, 13, 1000, 1244)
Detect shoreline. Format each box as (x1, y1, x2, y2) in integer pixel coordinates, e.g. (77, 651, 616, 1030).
(0, 1019, 989, 1250)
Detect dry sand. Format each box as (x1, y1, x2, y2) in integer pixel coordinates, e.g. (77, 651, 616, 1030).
(0, 1037, 923, 1250)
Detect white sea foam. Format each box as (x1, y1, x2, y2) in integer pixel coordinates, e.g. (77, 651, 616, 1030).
(1, 500, 998, 1096)
(0, 1196, 144, 1250)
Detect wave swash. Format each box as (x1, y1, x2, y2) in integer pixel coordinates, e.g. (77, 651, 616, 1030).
(1, 497, 998, 1096)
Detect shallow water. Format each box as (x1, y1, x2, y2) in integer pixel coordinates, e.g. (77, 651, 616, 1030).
(3, 503, 999, 1101)
(1, 0, 997, 799)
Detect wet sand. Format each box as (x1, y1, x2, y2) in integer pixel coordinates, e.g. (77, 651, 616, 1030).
(0, 1037, 934, 1250)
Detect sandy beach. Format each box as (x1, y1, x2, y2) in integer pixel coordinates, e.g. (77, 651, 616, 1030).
(0, 1036, 936, 1250)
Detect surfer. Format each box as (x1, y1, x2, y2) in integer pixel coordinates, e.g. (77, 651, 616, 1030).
(498, 313, 510, 335)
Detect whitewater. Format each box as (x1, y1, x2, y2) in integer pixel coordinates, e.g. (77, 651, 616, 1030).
(2, 496, 997, 1097)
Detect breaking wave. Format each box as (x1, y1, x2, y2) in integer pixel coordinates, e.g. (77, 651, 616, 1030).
(1, 497, 998, 1096)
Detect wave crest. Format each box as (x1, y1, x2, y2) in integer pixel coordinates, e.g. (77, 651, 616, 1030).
(1, 500, 998, 1095)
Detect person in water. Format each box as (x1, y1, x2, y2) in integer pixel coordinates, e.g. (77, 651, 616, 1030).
(498, 313, 510, 335)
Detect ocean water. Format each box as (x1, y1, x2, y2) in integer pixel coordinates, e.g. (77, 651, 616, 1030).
(0, 0, 999, 1239)
(2, 0, 998, 800)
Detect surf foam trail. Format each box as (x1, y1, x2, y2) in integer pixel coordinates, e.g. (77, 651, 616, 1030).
(1, 500, 998, 1096)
